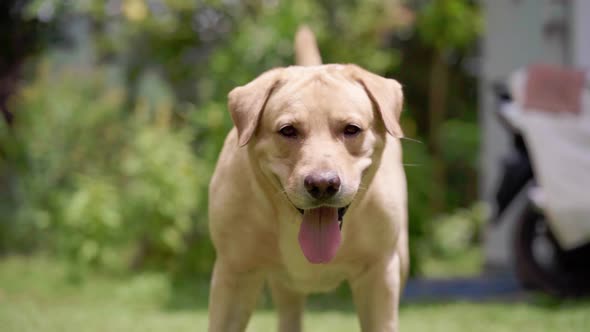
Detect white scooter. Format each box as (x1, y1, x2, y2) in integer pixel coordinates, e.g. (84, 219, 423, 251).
(493, 64, 590, 297)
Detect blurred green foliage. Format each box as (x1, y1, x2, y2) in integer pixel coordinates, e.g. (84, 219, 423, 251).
(0, 0, 482, 277)
(430, 202, 486, 258)
(417, 0, 481, 51)
(1, 62, 212, 276)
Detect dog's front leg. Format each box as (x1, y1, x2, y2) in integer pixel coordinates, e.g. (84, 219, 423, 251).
(208, 261, 265, 332)
(268, 276, 305, 332)
(350, 254, 402, 332)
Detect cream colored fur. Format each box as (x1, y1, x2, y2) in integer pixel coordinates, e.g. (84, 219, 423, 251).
(208, 26, 408, 332)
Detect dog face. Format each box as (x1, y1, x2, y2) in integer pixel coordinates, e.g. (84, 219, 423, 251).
(228, 65, 403, 212)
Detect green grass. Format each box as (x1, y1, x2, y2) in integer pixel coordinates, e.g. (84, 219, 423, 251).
(1, 256, 589, 332)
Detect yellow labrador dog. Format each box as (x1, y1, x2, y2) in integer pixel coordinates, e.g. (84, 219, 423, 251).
(208, 27, 408, 332)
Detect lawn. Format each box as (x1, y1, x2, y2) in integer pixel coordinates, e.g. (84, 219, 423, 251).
(1, 256, 589, 332)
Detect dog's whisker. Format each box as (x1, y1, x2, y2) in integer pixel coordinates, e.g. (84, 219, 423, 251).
(400, 136, 423, 144)
(403, 163, 422, 167)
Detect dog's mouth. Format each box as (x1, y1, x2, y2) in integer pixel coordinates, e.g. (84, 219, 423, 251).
(295, 206, 349, 230)
(295, 205, 349, 265)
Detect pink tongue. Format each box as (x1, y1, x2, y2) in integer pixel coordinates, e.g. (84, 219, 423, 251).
(298, 207, 341, 264)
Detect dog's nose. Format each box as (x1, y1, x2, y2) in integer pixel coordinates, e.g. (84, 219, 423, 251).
(304, 172, 341, 200)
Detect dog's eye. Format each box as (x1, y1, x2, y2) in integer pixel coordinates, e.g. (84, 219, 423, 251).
(278, 125, 298, 138)
(343, 124, 362, 137)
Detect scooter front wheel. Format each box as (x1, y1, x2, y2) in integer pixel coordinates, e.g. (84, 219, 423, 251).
(513, 204, 590, 297)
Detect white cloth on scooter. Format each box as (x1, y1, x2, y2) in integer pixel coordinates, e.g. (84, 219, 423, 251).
(503, 67, 590, 250)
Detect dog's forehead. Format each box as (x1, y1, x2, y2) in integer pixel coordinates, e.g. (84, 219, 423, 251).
(267, 67, 373, 117)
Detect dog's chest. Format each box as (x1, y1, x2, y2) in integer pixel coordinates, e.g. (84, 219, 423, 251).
(273, 259, 361, 293)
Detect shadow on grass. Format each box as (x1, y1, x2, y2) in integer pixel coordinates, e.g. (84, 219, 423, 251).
(164, 277, 211, 311)
(164, 277, 590, 318)
(163, 276, 357, 313)
(526, 293, 590, 310)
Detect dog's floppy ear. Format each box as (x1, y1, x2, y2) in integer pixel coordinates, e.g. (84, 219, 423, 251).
(347, 65, 404, 137)
(228, 69, 282, 146)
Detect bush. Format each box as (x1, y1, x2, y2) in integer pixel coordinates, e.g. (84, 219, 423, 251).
(430, 202, 487, 258)
(0, 60, 213, 275)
